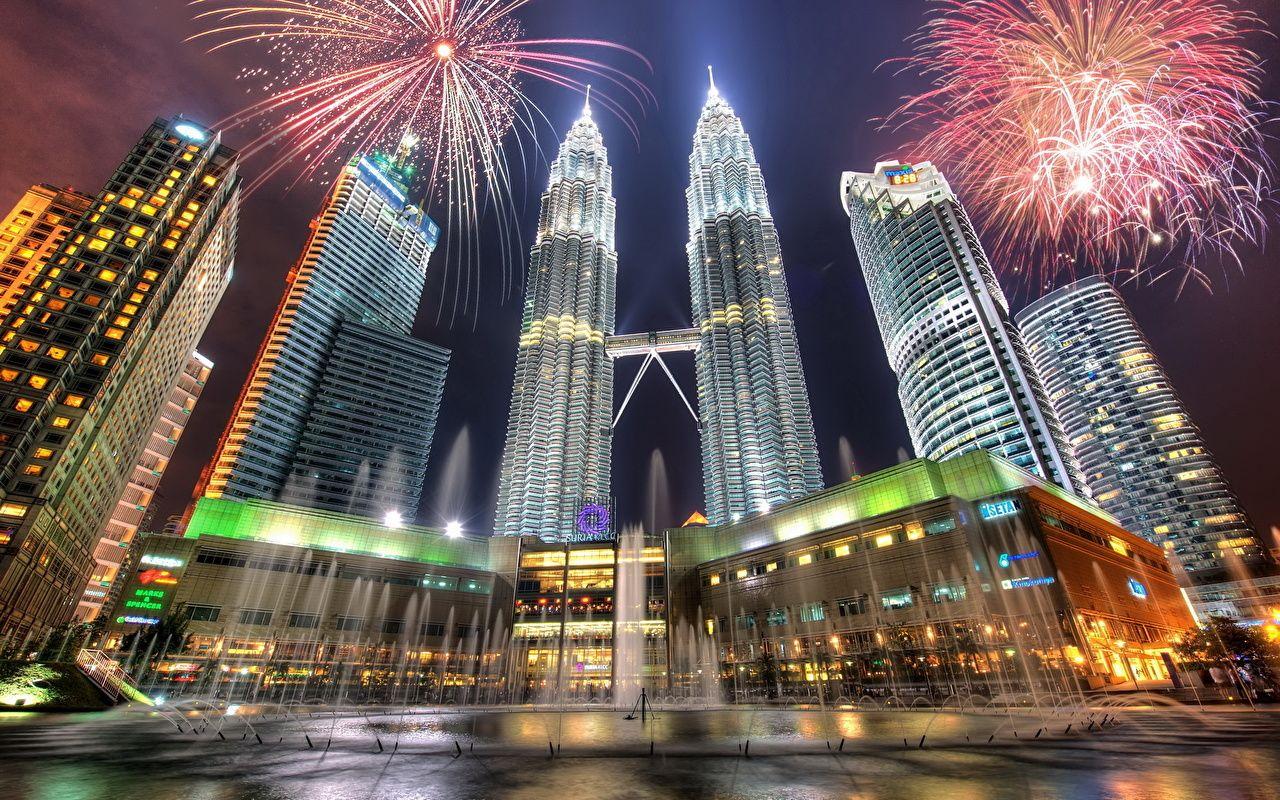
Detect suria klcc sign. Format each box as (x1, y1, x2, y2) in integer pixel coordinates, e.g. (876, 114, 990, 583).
(566, 503, 613, 543)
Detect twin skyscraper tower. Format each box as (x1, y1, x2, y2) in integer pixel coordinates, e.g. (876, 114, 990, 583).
(495, 76, 823, 539)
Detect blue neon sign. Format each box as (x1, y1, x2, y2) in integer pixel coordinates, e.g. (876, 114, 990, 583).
(980, 499, 1022, 520)
(1001, 576, 1055, 590)
(998, 550, 1040, 568)
(1127, 578, 1148, 599)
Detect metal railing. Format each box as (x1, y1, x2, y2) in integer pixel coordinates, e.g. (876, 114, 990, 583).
(76, 649, 138, 704)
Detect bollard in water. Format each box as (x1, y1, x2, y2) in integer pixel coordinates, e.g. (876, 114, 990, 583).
(1064, 724, 1072, 735)
(255, 733, 263, 745)
(305, 735, 314, 749)
(838, 738, 845, 752)
(549, 741, 555, 757)
(987, 734, 995, 743)
(918, 735, 926, 749)
(454, 741, 462, 758)
(649, 740, 654, 756)
(376, 737, 384, 753)
(1034, 728, 1043, 739)
(218, 731, 226, 741)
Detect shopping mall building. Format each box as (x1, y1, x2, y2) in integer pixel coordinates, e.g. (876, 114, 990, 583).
(104, 450, 1195, 701)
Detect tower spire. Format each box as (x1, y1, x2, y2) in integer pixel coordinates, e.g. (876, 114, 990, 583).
(707, 65, 717, 98)
(583, 84, 592, 118)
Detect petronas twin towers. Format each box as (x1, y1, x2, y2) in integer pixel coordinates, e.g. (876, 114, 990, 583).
(495, 77, 822, 539)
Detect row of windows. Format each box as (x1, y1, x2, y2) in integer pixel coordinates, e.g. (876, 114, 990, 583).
(186, 604, 471, 638)
(701, 515, 958, 587)
(193, 547, 492, 593)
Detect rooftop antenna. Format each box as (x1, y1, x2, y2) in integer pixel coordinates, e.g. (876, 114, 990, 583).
(583, 84, 592, 117)
(707, 64, 718, 97)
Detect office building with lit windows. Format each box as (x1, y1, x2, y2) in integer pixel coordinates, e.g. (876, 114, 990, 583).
(666, 449, 1195, 696)
(494, 100, 617, 540)
(687, 77, 823, 524)
(839, 162, 1082, 494)
(76, 350, 212, 621)
(0, 185, 92, 318)
(0, 117, 240, 638)
(200, 142, 447, 521)
(1016, 276, 1279, 620)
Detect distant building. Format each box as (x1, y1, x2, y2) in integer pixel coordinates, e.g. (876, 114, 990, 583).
(0, 185, 92, 318)
(200, 142, 448, 521)
(1017, 276, 1280, 620)
(688, 76, 823, 523)
(0, 117, 240, 638)
(839, 161, 1082, 494)
(494, 100, 616, 540)
(76, 351, 212, 622)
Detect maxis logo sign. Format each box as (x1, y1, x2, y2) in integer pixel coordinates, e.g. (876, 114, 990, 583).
(1128, 577, 1149, 599)
(979, 499, 1021, 520)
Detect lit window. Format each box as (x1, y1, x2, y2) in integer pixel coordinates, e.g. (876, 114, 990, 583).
(87, 238, 107, 251)
(90, 354, 109, 366)
(142, 270, 159, 281)
(33, 447, 54, 459)
(105, 327, 125, 340)
(13, 398, 33, 412)
(127, 225, 146, 237)
(46, 299, 66, 312)
(202, 174, 217, 187)
(0, 502, 28, 518)
(17, 340, 39, 353)
(27, 375, 47, 389)
(98, 268, 118, 282)
(119, 197, 137, 209)
(62, 394, 84, 408)
(51, 416, 70, 429)
(140, 204, 157, 216)
(22, 464, 43, 477)
(0, 369, 17, 382)
(47, 347, 67, 360)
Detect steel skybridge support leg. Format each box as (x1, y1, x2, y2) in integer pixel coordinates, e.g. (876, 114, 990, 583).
(614, 351, 654, 428)
(652, 351, 699, 426)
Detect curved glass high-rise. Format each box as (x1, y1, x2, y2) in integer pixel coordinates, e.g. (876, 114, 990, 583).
(494, 101, 617, 539)
(201, 146, 447, 520)
(687, 78, 823, 524)
(839, 161, 1082, 493)
(1017, 277, 1273, 592)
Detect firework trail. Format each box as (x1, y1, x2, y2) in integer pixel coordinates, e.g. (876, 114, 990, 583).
(887, 0, 1273, 294)
(189, 0, 652, 320)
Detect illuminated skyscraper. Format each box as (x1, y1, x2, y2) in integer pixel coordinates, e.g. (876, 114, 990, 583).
(201, 144, 448, 521)
(76, 350, 212, 621)
(839, 161, 1082, 493)
(494, 101, 616, 539)
(0, 117, 239, 637)
(1017, 276, 1277, 616)
(0, 185, 92, 318)
(687, 75, 823, 524)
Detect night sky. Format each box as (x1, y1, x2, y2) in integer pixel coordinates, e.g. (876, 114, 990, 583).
(2, 1, 1278, 540)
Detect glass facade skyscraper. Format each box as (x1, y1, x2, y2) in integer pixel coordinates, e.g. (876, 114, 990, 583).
(0, 117, 240, 637)
(1017, 276, 1277, 615)
(687, 79, 822, 524)
(201, 149, 448, 521)
(839, 161, 1082, 494)
(494, 102, 616, 540)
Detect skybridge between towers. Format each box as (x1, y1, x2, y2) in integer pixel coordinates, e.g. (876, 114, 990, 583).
(605, 327, 700, 428)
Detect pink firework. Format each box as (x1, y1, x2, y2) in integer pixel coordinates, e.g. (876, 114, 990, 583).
(888, 0, 1273, 293)
(189, 0, 651, 316)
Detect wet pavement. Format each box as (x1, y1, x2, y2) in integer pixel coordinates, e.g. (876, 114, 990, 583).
(1, 705, 1278, 799)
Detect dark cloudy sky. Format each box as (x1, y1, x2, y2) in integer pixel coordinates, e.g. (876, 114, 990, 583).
(2, 1, 1278, 540)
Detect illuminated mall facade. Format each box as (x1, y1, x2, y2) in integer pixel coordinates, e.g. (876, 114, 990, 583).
(103, 450, 1196, 701)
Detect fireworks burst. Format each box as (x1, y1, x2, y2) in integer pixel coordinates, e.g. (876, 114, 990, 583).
(888, 0, 1273, 293)
(189, 0, 652, 318)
